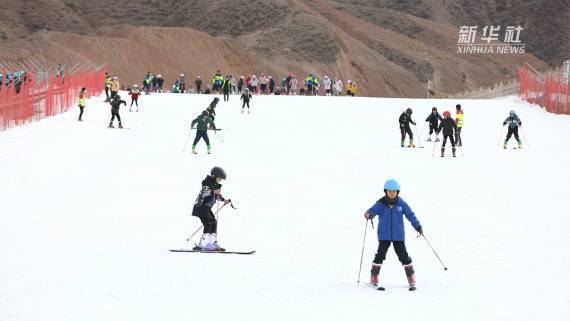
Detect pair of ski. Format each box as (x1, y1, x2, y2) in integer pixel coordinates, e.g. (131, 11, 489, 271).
(170, 249, 255, 255)
(369, 283, 416, 291)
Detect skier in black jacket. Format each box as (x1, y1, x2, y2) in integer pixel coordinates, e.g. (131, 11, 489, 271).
(192, 167, 231, 251)
(503, 110, 523, 149)
(108, 95, 126, 128)
(437, 111, 457, 157)
(206, 97, 220, 121)
(222, 76, 232, 102)
(399, 108, 416, 147)
(241, 88, 252, 113)
(425, 107, 443, 142)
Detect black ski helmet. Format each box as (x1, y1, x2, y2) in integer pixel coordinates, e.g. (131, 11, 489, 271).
(211, 166, 227, 179)
(214, 97, 220, 102)
(406, 108, 413, 115)
(432, 107, 437, 112)
(456, 104, 461, 110)
(202, 110, 209, 117)
(114, 94, 121, 100)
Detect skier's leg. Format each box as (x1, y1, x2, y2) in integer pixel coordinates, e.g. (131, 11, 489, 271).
(450, 135, 456, 157)
(393, 241, 415, 287)
(204, 132, 211, 154)
(400, 127, 406, 147)
(441, 135, 448, 156)
(192, 131, 203, 153)
(456, 127, 462, 146)
(78, 106, 84, 121)
(504, 128, 513, 148)
(406, 125, 414, 146)
(371, 241, 391, 285)
(513, 127, 522, 147)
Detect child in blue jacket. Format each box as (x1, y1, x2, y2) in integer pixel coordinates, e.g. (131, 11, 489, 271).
(364, 179, 423, 290)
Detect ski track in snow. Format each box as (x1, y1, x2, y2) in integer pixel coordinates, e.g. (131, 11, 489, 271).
(1, 93, 570, 321)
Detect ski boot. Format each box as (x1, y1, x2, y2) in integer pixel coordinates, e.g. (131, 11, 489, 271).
(248, 109, 250, 114)
(427, 137, 432, 142)
(517, 140, 523, 149)
(129, 108, 132, 112)
(441, 147, 445, 157)
(192, 145, 198, 154)
(370, 263, 384, 290)
(207, 145, 212, 154)
(118, 122, 123, 129)
(241, 108, 244, 114)
(435, 137, 440, 142)
(452, 147, 456, 157)
(108, 122, 114, 128)
(404, 264, 416, 291)
(401, 140, 405, 147)
(503, 140, 508, 149)
(136, 108, 139, 112)
(408, 139, 415, 148)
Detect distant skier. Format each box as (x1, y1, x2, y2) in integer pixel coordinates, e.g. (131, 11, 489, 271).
(502, 110, 523, 149)
(78, 87, 87, 121)
(129, 84, 141, 112)
(192, 166, 231, 251)
(399, 108, 416, 147)
(104, 73, 112, 101)
(364, 179, 423, 291)
(195, 76, 203, 94)
(108, 94, 126, 128)
(241, 88, 252, 113)
(222, 76, 232, 102)
(425, 107, 443, 142)
(110, 76, 120, 99)
(190, 110, 216, 154)
(237, 76, 244, 93)
(437, 111, 457, 157)
(455, 104, 464, 146)
(207, 97, 220, 121)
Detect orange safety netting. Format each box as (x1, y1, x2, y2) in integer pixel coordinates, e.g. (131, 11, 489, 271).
(0, 68, 107, 131)
(519, 65, 570, 115)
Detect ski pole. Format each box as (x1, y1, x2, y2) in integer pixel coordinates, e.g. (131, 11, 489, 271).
(497, 125, 505, 147)
(182, 127, 193, 152)
(186, 202, 229, 242)
(357, 219, 370, 284)
(214, 129, 224, 143)
(520, 126, 530, 147)
(413, 124, 423, 148)
(422, 234, 448, 271)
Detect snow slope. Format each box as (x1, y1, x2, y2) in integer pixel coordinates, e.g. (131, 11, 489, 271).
(1, 92, 569, 321)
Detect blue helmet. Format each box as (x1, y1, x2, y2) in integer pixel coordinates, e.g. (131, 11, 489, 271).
(509, 110, 516, 115)
(384, 179, 400, 191)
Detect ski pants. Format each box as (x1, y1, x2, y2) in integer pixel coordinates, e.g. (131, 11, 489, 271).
(429, 123, 438, 135)
(400, 124, 413, 141)
(242, 100, 250, 109)
(105, 87, 110, 99)
(79, 106, 84, 120)
(193, 130, 210, 146)
(130, 97, 138, 107)
(110, 108, 121, 122)
(223, 90, 230, 101)
(194, 206, 217, 234)
(373, 240, 412, 265)
(505, 127, 520, 142)
(110, 91, 118, 99)
(455, 127, 463, 146)
(442, 134, 455, 147)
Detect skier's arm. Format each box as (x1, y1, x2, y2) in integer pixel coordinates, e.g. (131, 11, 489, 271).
(503, 117, 509, 126)
(209, 119, 217, 130)
(191, 117, 198, 128)
(366, 202, 382, 220)
(402, 201, 422, 234)
(425, 115, 431, 122)
(399, 114, 405, 125)
(438, 113, 443, 121)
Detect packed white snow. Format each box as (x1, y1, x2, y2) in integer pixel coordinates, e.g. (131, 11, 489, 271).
(1, 92, 569, 321)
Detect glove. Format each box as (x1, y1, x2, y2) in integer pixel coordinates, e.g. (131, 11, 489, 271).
(416, 226, 424, 236)
(364, 211, 371, 219)
(224, 198, 232, 205)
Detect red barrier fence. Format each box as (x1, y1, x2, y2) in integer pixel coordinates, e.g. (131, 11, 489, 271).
(519, 64, 570, 115)
(0, 68, 107, 131)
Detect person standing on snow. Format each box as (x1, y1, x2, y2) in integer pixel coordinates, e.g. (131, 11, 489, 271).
(110, 76, 120, 100)
(108, 94, 126, 128)
(364, 179, 423, 291)
(190, 110, 217, 154)
(425, 107, 443, 142)
(195, 76, 203, 94)
(324, 76, 332, 96)
(502, 110, 523, 149)
(241, 88, 252, 113)
(222, 76, 232, 102)
(237, 76, 244, 93)
(78, 87, 87, 121)
(455, 104, 464, 146)
(129, 84, 141, 112)
(399, 108, 416, 147)
(104, 73, 112, 102)
(192, 167, 231, 251)
(437, 111, 458, 157)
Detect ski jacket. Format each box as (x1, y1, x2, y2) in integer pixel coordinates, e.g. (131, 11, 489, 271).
(455, 110, 464, 128)
(129, 88, 140, 99)
(191, 115, 216, 131)
(193, 175, 220, 211)
(222, 79, 232, 91)
(324, 78, 332, 90)
(78, 93, 87, 107)
(368, 196, 422, 241)
(110, 80, 120, 92)
(425, 112, 442, 126)
(437, 117, 457, 136)
(241, 92, 252, 102)
(503, 115, 521, 129)
(399, 113, 415, 127)
(110, 98, 126, 110)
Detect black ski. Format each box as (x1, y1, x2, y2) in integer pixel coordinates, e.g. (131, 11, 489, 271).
(170, 249, 255, 255)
